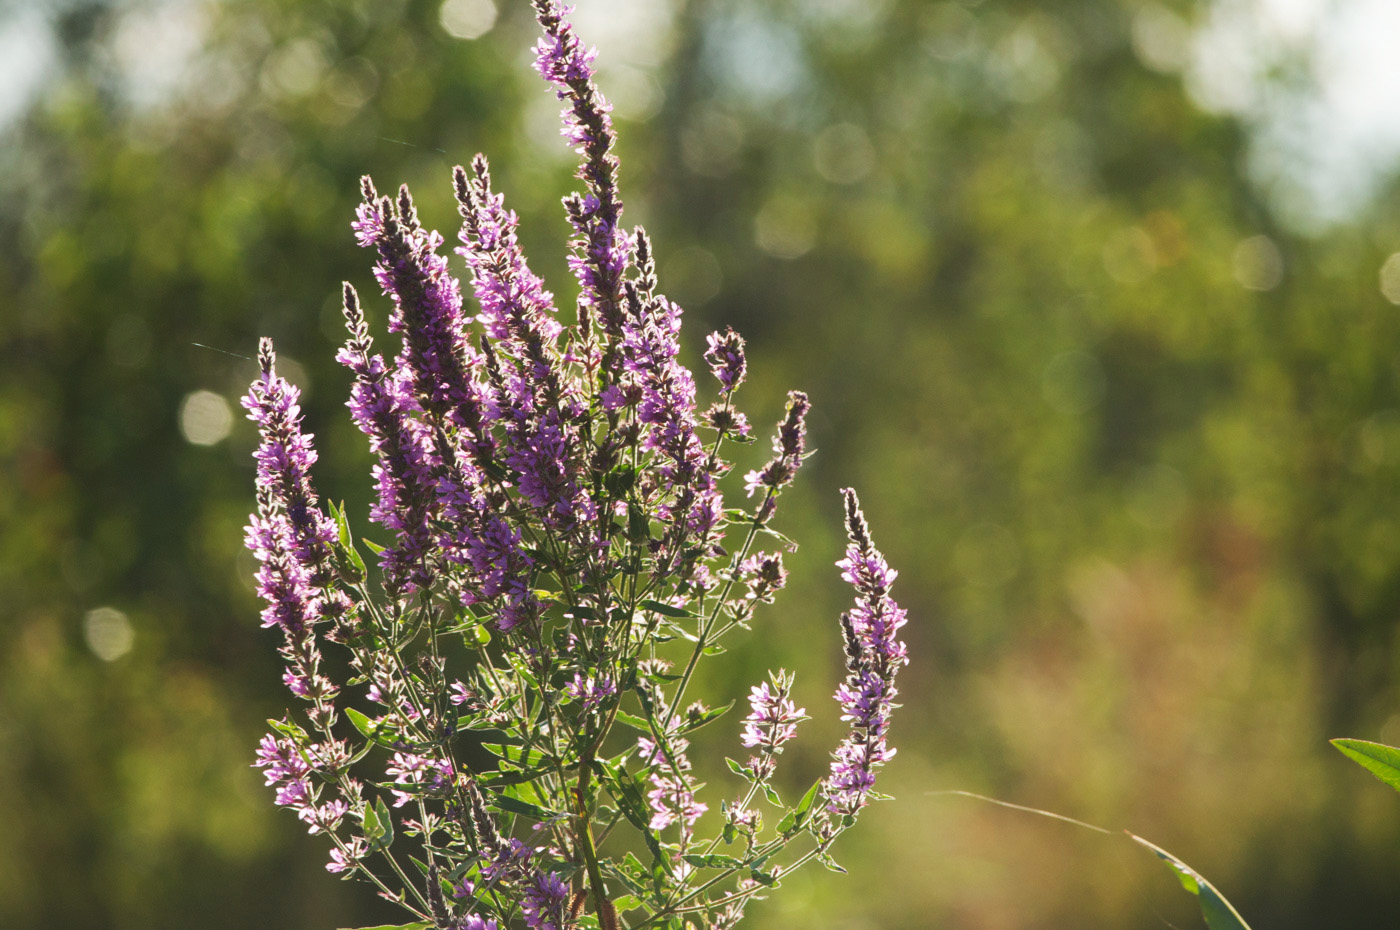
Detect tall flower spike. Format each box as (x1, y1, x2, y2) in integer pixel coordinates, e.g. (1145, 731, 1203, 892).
(242, 337, 346, 619)
(353, 175, 488, 439)
(822, 488, 908, 818)
(336, 283, 441, 593)
(533, 0, 630, 339)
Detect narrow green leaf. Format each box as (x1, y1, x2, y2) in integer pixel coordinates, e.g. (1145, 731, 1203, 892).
(677, 700, 734, 735)
(748, 868, 777, 886)
(344, 707, 399, 748)
(361, 801, 382, 844)
(333, 500, 351, 548)
(266, 718, 307, 740)
(614, 711, 653, 732)
(683, 854, 745, 869)
(344, 707, 376, 738)
(361, 537, 386, 554)
(1331, 738, 1400, 793)
(371, 797, 395, 851)
(611, 894, 642, 913)
(1130, 834, 1253, 930)
(792, 780, 821, 822)
(640, 599, 700, 620)
(725, 757, 753, 780)
(483, 743, 549, 768)
(489, 793, 557, 821)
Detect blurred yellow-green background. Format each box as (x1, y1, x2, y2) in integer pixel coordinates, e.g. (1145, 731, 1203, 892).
(6, 0, 1400, 926)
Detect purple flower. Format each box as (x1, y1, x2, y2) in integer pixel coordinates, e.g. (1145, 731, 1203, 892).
(565, 672, 616, 711)
(352, 177, 487, 434)
(338, 284, 442, 593)
(647, 774, 708, 832)
(744, 391, 811, 511)
(521, 869, 569, 930)
(740, 673, 806, 753)
(326, 837, 367, 873)
(704, 328, 747, 392)
(740, 552, 788, 603)
(386, 752, 455, 808)
(459, 916, 499, 930)
(822, 489, 908, 817)
(533, 0, 631, 350)
(255, 731, 310, 787)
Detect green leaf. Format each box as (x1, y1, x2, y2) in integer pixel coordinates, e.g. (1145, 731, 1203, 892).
(725, 757, 753, 781)
(748, 868, 777, 886)
(1130, 834, 1252, 930)
(682, 853, 745, 869)
(640, 599, 700, 620)
(614, 711, 653, 732)
(505, 651, 539, 689)
(361, 800, 382, 844)
(344, 707, 398, 748)
(677, 700, 734, 735)
(793, 779, 821, 822)
(266, 718, 307, 740)
(344, 707, 376, 738)
(483, 743, 549, 768)
(362, 537, 386, 554)
(776, 779, 821, 834)
(488, 792, 557, 822)
(369, 797, 395, 851)
(611, 894, 643, 913)
(1331, 738, 1400, 793)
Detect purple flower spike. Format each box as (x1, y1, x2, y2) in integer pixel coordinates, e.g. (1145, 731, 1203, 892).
(337, 283, 442, 594)
(353, 176, 488, 437)
(822, 489, 908, 818)
(242, 338, 348, 622)
(744, 390, 811, 512)
(705, 327, 747, 392)
(532, 0, 629, 336)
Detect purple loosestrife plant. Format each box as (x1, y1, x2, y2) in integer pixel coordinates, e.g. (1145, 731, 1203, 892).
(243, 4, 907, 929)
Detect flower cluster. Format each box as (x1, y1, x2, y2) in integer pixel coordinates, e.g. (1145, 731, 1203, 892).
(821, 490, 909, 819)
(242, 3, 907, 929)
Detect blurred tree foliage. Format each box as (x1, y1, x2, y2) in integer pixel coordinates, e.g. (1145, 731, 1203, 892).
(4, 0, 1400, 927)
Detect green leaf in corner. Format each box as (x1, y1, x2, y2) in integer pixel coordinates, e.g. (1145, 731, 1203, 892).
(1129, 833, 1252, 930)
(1331, 738, 1400, 793)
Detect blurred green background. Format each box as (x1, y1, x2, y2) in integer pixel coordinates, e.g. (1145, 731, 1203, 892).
(6, 0, 1400, 926)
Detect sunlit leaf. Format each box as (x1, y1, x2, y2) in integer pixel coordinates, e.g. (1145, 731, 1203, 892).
(1331, 738, 1400, 793)
(1129, 834, 1253, 930)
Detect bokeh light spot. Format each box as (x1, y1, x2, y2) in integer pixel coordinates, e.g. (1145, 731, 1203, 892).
(1379, 253, 1400, 304)
(1233, 235, 1284, 291)
(180, 390, 233, 446)
(84, 606, 134, 662)
(439, 0, 497, 41)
